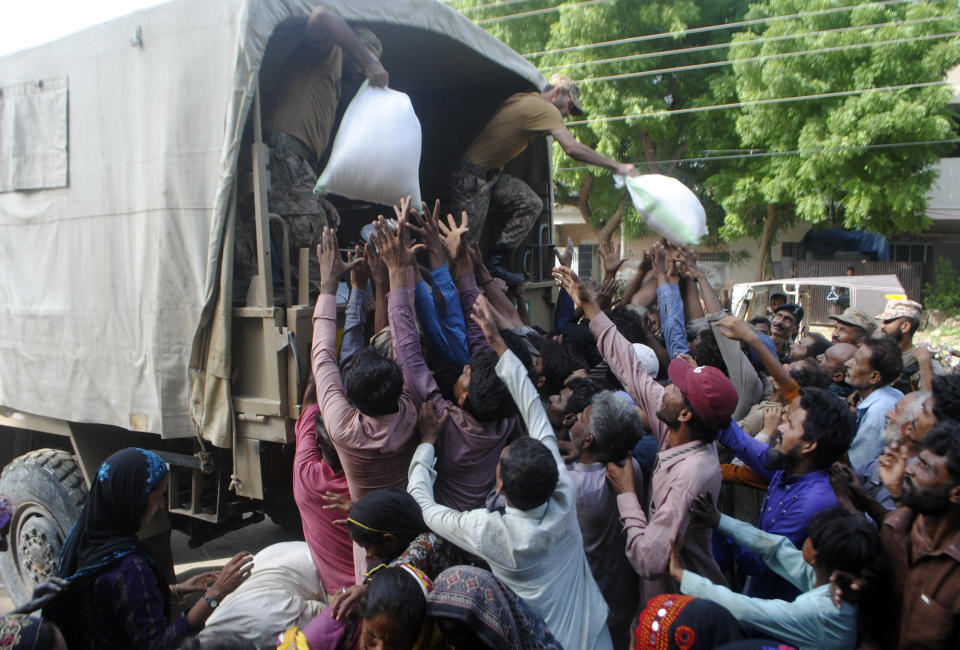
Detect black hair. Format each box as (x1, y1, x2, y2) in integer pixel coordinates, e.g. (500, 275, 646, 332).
(690, 329, 729, 377)
(360, 566, 427, 631)
(921, 420, 960, 484)
(802, 332, 833, 359)
(564, 377, 604, 416)
(589, 391, 643, 463)
(538, 339, 588, 396)
(342, 348, 404, 416)
(608, 306, 651, 344)
(431, 359, 462, 404)
(465, 348, 518, 422)
(806, 507, 880, 577)
(176, 632, 258, 650)
(315, 412, 343, 475)
(749, 316, 771, 329)
(770, 291, 787, 300)
(860, 338, 903, 386)
(789, 360, 832, 389)
(560, 322, 602, 368)
(902, 317, 920, 335)
(500, 329, 533, 371)
(499, 437, 558, 510)
(932, 374, 960, 424)
(798, 388, 856, 469)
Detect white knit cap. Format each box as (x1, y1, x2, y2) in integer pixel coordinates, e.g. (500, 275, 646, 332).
(632, 343, 659, 377)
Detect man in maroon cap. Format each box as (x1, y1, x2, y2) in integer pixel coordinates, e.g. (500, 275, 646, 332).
(554, 265, 732, 603)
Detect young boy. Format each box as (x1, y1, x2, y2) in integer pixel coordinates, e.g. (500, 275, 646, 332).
(669, 496, 878, 650)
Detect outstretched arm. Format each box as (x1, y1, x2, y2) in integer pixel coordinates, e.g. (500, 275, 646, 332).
(551, 127, 637, 177)
(305, 7, 388, 87)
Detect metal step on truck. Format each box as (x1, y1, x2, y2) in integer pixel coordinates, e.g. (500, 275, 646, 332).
(0, 0, 559, 604)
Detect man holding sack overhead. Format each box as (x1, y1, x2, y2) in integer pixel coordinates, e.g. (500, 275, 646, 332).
(238, 6, 388, 293)
(450, 74, 638, 285)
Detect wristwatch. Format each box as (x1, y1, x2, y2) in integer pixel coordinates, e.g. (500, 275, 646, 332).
(202, 593, 219, 609)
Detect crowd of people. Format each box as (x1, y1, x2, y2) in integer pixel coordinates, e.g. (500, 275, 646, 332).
(2, 6, 959, 650)
(7, 194, 958, 650)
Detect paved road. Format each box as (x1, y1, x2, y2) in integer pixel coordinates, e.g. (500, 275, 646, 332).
(0, 518, 299, 612)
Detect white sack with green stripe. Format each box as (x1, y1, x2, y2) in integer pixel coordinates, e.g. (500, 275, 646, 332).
(618, 174, 707, 246)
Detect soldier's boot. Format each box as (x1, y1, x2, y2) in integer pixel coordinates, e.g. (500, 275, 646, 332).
(484, 244, 524, 287)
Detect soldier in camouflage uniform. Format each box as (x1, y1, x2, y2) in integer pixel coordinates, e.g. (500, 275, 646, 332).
(449, 73, 637, 286)
(235, 6, 387, 298)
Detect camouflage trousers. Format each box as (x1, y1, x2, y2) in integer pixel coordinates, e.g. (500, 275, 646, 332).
(449, 159, 543, 251)
(235, 134, 330, 296)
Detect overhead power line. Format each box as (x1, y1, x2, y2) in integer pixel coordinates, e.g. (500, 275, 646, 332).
(540, 14, 955, 72)
(556, 138, 960, 170)
(522, 0, 911, 57)
(477, 0, 612, 25)
(449, 0, 540, 14)
(577, 31, 960, 84)
(565, 80, 950, 126)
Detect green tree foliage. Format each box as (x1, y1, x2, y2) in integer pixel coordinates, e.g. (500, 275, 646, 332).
(923, 256, 960, 312)
(449, 0, 960, 266)
(710, 0, 960, 248)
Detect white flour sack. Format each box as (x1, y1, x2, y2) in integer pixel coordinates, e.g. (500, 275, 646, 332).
(315, 82, 423, 208)
(618, 174, 708, 246)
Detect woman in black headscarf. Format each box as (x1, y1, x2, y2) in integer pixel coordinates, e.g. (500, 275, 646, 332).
(44, 447, 253, 650)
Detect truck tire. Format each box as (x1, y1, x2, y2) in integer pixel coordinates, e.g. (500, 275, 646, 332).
(0, 449, 87, 605)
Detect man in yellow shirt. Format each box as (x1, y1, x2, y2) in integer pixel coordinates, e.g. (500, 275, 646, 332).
(451, 74, 638, 285)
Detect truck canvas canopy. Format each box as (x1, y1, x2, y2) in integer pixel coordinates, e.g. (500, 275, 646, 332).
(0, 0, 547, 445)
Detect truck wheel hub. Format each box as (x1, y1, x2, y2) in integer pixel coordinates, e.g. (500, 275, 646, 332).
(16, 508, 63, 585)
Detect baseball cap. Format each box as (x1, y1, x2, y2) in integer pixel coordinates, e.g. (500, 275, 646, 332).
(876, 299, 922, 322)
(548, 73, 583, 115)
(774, 303, 804, 323)
(829, 308, 877, 335)
(667, 358, 738, 431)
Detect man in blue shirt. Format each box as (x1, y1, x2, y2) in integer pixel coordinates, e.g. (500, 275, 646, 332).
(716, 388, 856, 601)
(844, 338, 904, 475)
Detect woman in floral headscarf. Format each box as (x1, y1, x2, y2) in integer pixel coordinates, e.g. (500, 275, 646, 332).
(44, 448, 253, 650)
(0, 614, 66, 650)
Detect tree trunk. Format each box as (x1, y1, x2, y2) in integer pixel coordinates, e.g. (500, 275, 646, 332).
(564, 174, 594, 222)
(665, 142, 689, 174)
(756, 203, 776, 281)
(639, 132, 660, 174)
(597, 193, 629, 242)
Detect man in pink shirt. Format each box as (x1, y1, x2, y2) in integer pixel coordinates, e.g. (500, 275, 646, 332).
(310, 226, 421, 500)
(555, 265, 732, 604)
(293, 376, 354, 596)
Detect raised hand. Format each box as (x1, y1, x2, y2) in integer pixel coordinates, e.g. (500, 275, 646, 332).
(363, 59, 389, 88)
(599, 236, 626, 280)
(417, 400, 448, 446)
(688, 492, 720, 529)
(595, 275, 619, 311)
(437, 211, 470, 262)
(470, 294, 507, 356)
(408, 199, 447, 269)
(372, 210, 424, 275)
(349, 244, 371, 290)
(364, 241, 387, 288)
(555, 236, 575, 269)
(552, 265, 595, 314)
(714, 314, 758, 343)
(877, 440, 908, 499)
(316, 227, 362, 295)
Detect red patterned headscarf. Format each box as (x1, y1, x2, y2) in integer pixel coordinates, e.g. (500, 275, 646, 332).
(634, 594, 744, 650)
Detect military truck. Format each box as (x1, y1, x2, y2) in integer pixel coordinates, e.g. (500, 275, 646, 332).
(0, 0, 557, 604)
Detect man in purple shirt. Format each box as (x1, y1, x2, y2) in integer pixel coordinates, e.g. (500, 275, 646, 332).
(371, 205, 517, 511)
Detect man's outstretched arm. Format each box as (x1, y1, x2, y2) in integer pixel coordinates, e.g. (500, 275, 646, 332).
(551, 126, 637, 177)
